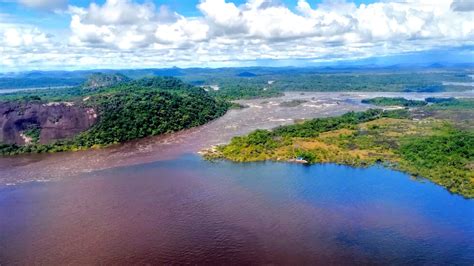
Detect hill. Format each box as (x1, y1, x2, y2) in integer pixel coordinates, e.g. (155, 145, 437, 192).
(83, 73, 131, 89)
(0, 76, 229, 155)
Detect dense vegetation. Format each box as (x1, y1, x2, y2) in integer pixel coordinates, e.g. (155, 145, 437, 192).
(398, 131, 474, 196)
(207, 109, 409, 162)
(205, 108, 474, 198)
(361, 97, 427, 107)
(0, 76, 229, 155)
(79, 90, 227, 145)
(425, 98, 474, 110)
(425, 97, 458, 104)
(272, 109, 409, 138)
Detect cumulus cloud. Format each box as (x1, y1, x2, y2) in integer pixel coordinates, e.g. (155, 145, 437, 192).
(67, 0, 474, 49)
(1, 0, 474, 70)
(0, 21, 59, 70)
(3, 28, 50, 47)
(0, 15, 54, 49)
(68, 0, 192, 49)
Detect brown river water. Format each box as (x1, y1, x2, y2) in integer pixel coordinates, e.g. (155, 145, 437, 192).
(1, 92, 473, 265)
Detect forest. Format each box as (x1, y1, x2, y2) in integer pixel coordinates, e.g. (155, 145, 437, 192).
(0, 76, 229, 155)
(2, 67, 473, 98)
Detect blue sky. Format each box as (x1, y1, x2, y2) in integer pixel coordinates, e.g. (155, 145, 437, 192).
(0, 0, 473, 70)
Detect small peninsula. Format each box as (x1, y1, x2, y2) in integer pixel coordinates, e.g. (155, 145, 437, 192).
(203, 99, 474, 198)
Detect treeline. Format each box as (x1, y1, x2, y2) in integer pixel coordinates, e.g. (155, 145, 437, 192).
(269, 72, 470, 92)
(272, 109, 409, 137)
(361, 97, 471, 109)
(362, 97, 427, 107)
(399, 130, 474, 197)
(425, 98, 473, 110)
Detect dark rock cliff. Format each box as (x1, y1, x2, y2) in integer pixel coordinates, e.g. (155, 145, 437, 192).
(0, 101, 97, 145)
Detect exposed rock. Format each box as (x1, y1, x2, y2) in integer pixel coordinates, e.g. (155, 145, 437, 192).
(19, 132, 33, 144)
(0, 101, 97, 145)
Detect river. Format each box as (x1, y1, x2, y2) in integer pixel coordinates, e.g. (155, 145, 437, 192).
(0, 86, 72, 94)
(0, 91, 473, 264)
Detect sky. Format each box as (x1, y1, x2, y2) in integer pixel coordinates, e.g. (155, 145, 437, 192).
(0, 0, 473, 71)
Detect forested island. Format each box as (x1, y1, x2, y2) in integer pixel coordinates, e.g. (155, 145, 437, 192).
(360, 96, 468, 108)
(203, 99, 474, 198)
(361, 97, 427, 107)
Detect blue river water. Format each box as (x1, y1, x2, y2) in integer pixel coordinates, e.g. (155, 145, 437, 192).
(1, 154, 472, 264)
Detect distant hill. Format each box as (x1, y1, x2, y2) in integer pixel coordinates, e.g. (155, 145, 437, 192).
(1, 64, 472, 91)
(237, 72, 257, 77)
(83, 73, 131, 89)
(152, 67, 184, 76)
(428, 63, 445, 68)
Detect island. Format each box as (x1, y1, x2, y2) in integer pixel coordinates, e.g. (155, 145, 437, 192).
(361, 97, 427, 107)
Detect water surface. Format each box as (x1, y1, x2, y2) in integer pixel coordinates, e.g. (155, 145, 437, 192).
(1, 154, 473, 264)
(0, 86, 71, 94)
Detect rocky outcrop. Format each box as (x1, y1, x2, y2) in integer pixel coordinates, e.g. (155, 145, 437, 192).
(83, 73, 130, 89)
(0, 101, 97, 145)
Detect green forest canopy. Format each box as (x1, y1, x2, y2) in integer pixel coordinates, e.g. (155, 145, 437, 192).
(0, 77, 229, 155)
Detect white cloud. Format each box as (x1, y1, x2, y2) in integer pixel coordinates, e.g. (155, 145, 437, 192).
(1, 0, 474, 70)
(67, 0, 474, 48)
(82, 0, 156, 25)
(0, 15, 54, 49)
(3, 28, 50, 47)
(68, 0, 188, 49)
